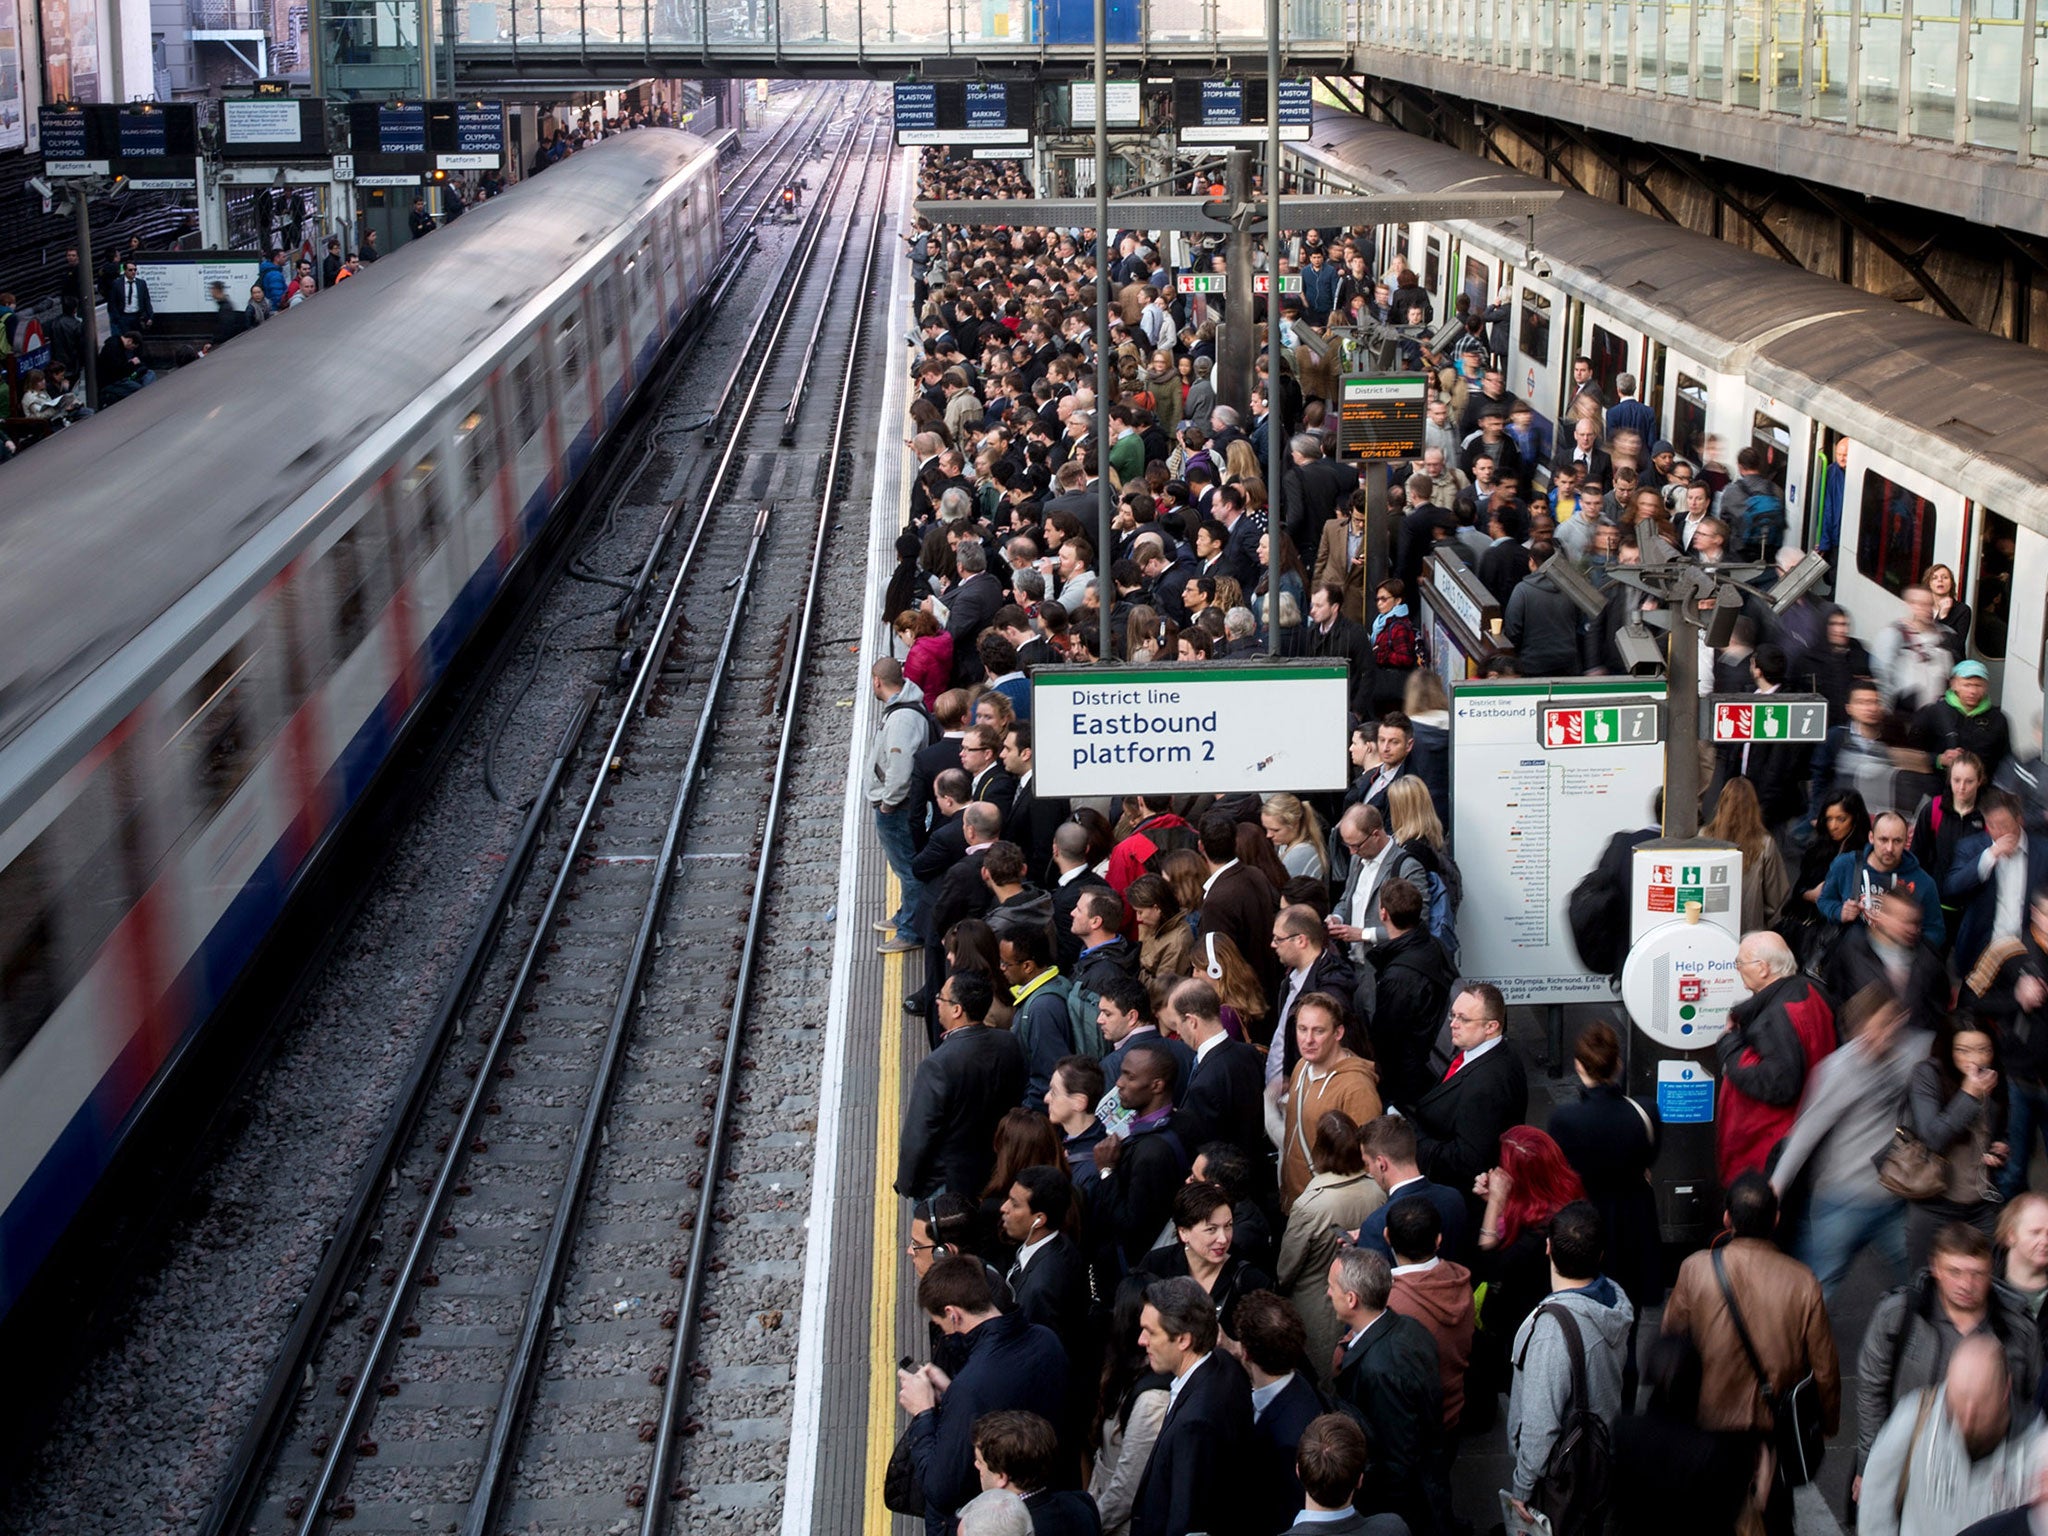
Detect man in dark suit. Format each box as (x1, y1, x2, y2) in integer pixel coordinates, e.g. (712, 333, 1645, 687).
(1404, 982, 1530, 1227)
(970, 1410, 1101, 1534)
(1354, 1114, 1471, 1265)
(1130, 1276, 1256, 1536)
(918, 803, 1003, 1041)
(1328, 1247, 1446, 1535)
(938, 542, 1005, 684)
(1239, 1291, 1326, 1535)
(1283, 1414, 1414, 1534)
(999, 1166, 1088, 1338)
(1946, 788, 2048, 973)
(960, 725, 1018, 809)
(910, 769, 973, 893)
(1048, 823, 1114, 971)
(899, 1257, 1069, 1536)
(1477, 502, 1533, 611)
(1000, 721, 1066, 881)
(107, 259, 154, 335)
(907, 689, 970, 845)
(895, 970, 1028, 1201)
(1089, 1041, 1193, 1290)
(1135, 532, 1201, 628)
(1301, 583, 1378, 723)
(1196, 811, 1282, 995)
(1167, 977, 1269, 1177)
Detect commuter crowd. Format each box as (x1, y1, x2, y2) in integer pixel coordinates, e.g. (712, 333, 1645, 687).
(868, 149, 2048, 1536)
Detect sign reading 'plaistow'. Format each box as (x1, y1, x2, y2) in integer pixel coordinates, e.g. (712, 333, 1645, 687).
(1033, 662, 1350, 796)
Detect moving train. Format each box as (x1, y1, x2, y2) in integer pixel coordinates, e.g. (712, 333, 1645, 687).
(0, 130, 725, 1319)
(1293, 108, 2048, 752)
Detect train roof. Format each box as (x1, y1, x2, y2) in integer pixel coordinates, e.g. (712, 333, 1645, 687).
(0, 129, 716, 770)
(1302, 109, 2048, 530)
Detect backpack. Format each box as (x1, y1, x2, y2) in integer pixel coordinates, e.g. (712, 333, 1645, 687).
(882, 696, 940, 749)
(1567, 866, 1627, 976)
(1517, 1304, 1617, 1536)
(1135, 815, 1198, 872)
(1736, 482, 1786, 559)
(1404, 841, 1462, 965)
(1065, 986, 1107, 1057)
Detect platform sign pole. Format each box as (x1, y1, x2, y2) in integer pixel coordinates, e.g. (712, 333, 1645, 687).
(1265, 1, 1282, 653)
(1665, 590, 1702, 837)
(74, 189, 99, 412)
(1094, 0, 1114, 666)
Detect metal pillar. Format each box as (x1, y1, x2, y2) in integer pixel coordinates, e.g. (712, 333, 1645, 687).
(75, 192, 100, 412)
(1220, 148, 1254, 416)
(1094, 0, 1114, 665)
(1663, 603, 1702, 837)
(1265, 1, 1282, 653)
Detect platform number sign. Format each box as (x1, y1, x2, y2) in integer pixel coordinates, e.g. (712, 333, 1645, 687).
(1538, 702, 1661, 748)
(1710, 697, 1827, 744)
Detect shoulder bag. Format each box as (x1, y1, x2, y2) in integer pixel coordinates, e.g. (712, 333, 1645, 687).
(1712, 1245, 1825, 1487)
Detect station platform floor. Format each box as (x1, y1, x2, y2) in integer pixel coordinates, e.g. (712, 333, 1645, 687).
(778, 146, 1863, 1536)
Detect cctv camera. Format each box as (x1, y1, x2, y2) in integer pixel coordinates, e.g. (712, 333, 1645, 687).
(1528, 256, 1553, 279)
(25, 174, 50, 199)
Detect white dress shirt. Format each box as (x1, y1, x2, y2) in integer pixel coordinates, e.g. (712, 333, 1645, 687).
(1250, 1370, 1295, 1421)
(1166, 1347, 1211, 1413)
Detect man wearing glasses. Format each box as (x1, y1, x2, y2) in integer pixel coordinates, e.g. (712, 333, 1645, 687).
(894, 969, 1026, 1203)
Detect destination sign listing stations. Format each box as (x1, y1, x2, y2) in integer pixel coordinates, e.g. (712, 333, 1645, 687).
(1540, 703, 1661, 748)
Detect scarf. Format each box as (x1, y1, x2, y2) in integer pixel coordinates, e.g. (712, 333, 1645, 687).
(1370, 602, 1410, 642)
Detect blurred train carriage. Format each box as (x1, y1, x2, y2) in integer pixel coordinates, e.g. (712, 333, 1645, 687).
(0, 130, 724, 1319)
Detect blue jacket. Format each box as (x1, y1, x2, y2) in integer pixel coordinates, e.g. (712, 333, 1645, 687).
(1945, 830, 2048, 974)
(1605, 397, 1657, 441)
(1011, 972, 1078, 1113)
(1300, 259, 1341, 318)
(907, 1310, 1069, 1534)
(1818, 847, 1945, 949)
(257, 258, 287, 308)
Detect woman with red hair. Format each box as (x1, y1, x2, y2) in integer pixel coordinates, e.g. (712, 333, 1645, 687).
(1466, 1126, 1587, 1427)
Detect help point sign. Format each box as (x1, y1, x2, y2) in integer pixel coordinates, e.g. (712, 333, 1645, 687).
(1032, 662, 1350, 796)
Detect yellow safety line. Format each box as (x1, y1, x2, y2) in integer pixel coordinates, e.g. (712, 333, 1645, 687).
(864, 868, 908, 1535)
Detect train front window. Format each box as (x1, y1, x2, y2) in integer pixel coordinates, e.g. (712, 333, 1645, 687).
(1518, 288, 1551, 365)
(1974, 509, 2017, 660)
(0, 838, 58, 1072)
(1857, 469, 1940, 595)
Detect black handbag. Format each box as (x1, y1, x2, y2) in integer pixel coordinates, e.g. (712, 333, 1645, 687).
(1713, 1245, 1826, 1486)
(883, 1421, 926, 1516)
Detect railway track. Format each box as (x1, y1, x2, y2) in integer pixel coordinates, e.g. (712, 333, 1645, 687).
(195, 96, 892, 1536)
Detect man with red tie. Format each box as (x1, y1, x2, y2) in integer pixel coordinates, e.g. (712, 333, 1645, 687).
(1403, 982, 1530, 1229)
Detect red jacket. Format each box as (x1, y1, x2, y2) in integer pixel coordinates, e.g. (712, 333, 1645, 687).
(1715, 975, 1836, 1185)
(903, 632, 953, 701)
(1106, 813, 1192, 894)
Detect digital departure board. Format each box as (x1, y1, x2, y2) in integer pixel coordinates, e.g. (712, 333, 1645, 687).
(1174, 78, 1313, 143)
(892, 80, 1030, 146)
(38, 102, 199, 184)
(1337, 374, 1428, 461)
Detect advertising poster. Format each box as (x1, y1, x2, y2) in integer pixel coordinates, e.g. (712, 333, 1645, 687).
(40, 0, 98, 103)
(0, 0, 23, 151)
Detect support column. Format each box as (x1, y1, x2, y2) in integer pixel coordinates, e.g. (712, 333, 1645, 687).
(1220, 147, 1255, 416)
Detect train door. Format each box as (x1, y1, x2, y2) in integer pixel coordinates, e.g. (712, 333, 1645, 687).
(1984, 518, 2048, 752)
(1576, 306, 1648, 420)
(1510, 274, 1563, 434)
(555, 299, 596, 456)
(508, 338, 554, 530)
(1422, 227, 1448, 318)
(1744, 391, 1816, 543)
(1833, 438, 1968, 643)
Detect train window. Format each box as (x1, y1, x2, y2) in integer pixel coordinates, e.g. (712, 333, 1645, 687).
(1646, 345, 1667, 423)
(0, 838, 57, 1072)
(456, 407, 494, 505)
(403, 454, 444, 554)
(1588, 324, 1629, 402)
(598, 280, 619, 345)
(43, 743, 150, 1003)
(170, 644, 259, 817)
(1461, 256, 1489, 313)
(1974, 509, 2017, 660)
(328, 510, 390, 658)
(1857, 469, 1940, 595)
(1751, 411, 1792, 481)
(1673, 374, 1708, 461)
(512, 353, 543, 444)
(1518, 288, 1552, 364)
(558, 313, 584, 385)
(1424, 235, 1442, 296)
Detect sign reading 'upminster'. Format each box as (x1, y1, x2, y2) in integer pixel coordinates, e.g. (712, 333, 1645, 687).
(1032, 662, 1351, 796)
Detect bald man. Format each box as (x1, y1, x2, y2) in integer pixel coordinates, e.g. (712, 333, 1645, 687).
(1862, 1333, 2041, 1536)
(1715, 931, 1837, 1186)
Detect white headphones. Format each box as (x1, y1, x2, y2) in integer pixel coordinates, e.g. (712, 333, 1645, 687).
(1205, 932, 1224, 980)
